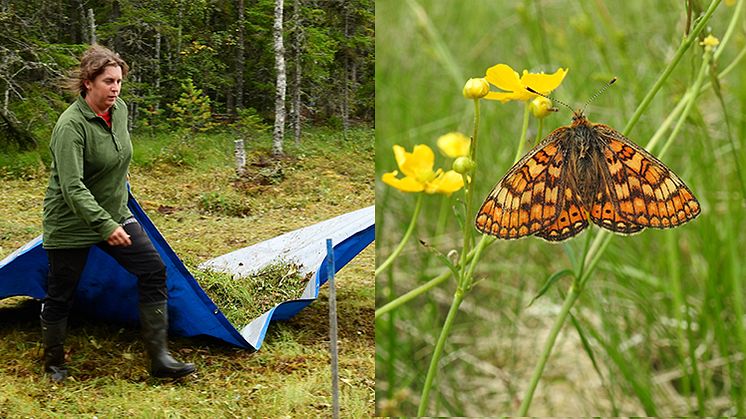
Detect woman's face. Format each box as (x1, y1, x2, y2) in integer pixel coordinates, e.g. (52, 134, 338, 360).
(83, 65, 122, 113)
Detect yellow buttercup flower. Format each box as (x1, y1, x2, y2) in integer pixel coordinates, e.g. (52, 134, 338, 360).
(437, 132, 471, 158)
(484, 63, 568, 103)
(382, 144, 465, 194)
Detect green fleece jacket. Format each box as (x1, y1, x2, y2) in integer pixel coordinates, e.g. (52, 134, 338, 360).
(42, 95, 132, 249)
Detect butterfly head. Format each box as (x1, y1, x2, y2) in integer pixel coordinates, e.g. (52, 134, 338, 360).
(571, 109, 591, 126)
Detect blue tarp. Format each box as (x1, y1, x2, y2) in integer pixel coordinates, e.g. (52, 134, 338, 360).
(0, 193, 375, 351)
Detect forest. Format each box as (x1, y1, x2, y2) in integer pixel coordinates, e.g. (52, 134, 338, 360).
(0, 0, 374, 154)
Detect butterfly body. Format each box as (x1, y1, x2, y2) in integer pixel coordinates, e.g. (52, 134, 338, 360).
(475, 112, 700, 242)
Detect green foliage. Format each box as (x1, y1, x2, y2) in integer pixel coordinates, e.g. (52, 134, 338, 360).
(0, 152, 45, 180)
(198, 191, 251, 217)
(231, 107, 271, 139)
(167, 79, 217, 133)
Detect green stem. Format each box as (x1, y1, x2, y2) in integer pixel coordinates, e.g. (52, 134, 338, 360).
(534, 117, 544, 145)
(419, 97, 486, 415)
(417, 287, 465, 416)
(421, 96, 531, 415)
(375, 193, 424, 277)
(459, 98, 481, 269)
(513, 103, 531, 163)
(715, 0, 743, 62)
(464, 235, 492, 285)
(375, 237, 496, 319)
(645, 91, 690, 152)
(376, 270, 449, 319)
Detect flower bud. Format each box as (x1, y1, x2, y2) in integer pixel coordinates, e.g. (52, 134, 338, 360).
(462, 78, 490, 99)
(529, 96, 555, 119)
(700, 34, 720, 54)
(453, 156, 475, 174)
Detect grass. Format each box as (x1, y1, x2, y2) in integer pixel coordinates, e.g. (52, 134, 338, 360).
(376, 0, 746, 416)
(0, 125, 375, 416)
(199, 259, 313, 327)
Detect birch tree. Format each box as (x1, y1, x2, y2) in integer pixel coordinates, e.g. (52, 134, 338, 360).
(291, 0, 302, 145)
(272, 0, 286, 156)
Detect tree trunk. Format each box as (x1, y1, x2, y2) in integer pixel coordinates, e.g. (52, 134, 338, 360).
(176, 4, 183, 65)
(235, 0, 245, 113)
(128, 73, 138, 132)
(341, 0, 349, 139)
(111, 2, 120, 50)
(272, 0, 286, 156)
(88, 8, 96, 44)
(292, 0, 302, 145)
(77, 0, 86, 44)
(154, 32, 161, 111)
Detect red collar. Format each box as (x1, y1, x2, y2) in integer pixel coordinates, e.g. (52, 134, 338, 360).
(97, 110, 112, 128)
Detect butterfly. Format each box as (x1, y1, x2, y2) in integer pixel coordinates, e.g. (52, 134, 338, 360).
(475, 110, 700, 242)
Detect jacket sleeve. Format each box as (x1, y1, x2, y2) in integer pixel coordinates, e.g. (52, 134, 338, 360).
(52, 123, 120, 241)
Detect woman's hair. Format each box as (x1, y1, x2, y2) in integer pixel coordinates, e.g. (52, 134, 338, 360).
(64, 44, 129, 97)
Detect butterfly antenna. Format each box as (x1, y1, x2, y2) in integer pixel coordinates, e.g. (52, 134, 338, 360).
(581, 77, 617, 114)
(525, 86, 574, 114)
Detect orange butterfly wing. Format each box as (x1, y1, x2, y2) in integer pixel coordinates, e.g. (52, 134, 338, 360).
(534, 186, 589, 241)
(475, 128, 569, 239)
(594, 125, 701, 229)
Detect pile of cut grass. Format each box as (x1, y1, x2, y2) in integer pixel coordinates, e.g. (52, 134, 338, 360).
(197, 259, 313, 326)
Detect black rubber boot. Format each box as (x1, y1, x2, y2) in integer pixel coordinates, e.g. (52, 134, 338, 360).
(40, 317, 68, 382)
(139, 301, 196, 378)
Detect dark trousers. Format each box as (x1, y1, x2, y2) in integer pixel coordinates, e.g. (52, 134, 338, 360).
(41, 220, 168, 323)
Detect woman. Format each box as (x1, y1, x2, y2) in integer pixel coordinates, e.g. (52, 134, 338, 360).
(41, 44, 195, 381)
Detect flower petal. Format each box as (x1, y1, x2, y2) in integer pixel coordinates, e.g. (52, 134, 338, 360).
(425, 170, 464, 194)
(437, 132, 471, 158)
(484, 91, 523, 103)
(398, 144, 435, 182)
(382, 171, 425, 193)
(485, 64, 522, 92)
(393, 145, 407, 171)
(520, 67, 568, 95)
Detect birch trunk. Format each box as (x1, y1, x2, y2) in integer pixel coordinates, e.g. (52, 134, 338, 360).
(87, 8, 96, 44)
(292, 0, 302, 145)
(272, 0, 286, 156)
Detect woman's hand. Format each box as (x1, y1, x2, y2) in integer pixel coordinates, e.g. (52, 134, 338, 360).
(107, 226, 132, 247)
